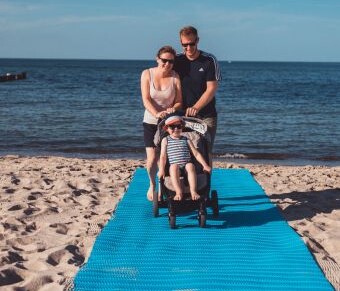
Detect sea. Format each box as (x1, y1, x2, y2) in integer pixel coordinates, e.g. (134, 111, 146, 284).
(1, 58, 339, 165)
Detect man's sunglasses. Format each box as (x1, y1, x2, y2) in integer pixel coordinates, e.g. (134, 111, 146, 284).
(160, 58, 174, 64)
(181, 41, 197, 48)
(168, 123, 182, 130)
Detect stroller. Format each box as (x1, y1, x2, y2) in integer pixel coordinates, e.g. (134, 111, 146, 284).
(153, 116, 219, 228)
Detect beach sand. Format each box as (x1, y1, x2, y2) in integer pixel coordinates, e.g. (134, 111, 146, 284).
(0, 156, 339, 290)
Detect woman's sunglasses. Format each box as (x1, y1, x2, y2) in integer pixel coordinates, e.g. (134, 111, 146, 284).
(160, 58, 174, 64)
(168, 123, 182, 130)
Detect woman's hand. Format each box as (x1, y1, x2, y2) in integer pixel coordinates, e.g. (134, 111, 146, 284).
(166, 107, 175, 114)
(156, 111, 167, 119)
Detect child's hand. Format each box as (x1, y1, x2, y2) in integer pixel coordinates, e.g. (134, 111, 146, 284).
(203, 165, 212, 173)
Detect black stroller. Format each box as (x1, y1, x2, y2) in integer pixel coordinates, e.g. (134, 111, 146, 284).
(152, 116, 219, 228)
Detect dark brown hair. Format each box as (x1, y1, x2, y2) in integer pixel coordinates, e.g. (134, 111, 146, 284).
(157, 46, 176, 58)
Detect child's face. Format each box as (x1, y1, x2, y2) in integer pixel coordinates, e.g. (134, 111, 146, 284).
(167, 123, 182, 137)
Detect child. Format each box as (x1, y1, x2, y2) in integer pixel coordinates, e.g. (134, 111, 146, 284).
(158, 115, 211, 201)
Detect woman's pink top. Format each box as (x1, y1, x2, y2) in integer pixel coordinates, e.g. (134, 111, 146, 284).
(143, 68, 176, 125)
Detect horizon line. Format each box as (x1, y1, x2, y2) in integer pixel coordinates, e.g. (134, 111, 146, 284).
(1, 57, 340, 64)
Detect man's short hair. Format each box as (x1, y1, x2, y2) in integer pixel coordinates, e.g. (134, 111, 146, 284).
(179, 26, 198, 38)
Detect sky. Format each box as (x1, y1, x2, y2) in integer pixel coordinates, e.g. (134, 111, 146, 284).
(1, 0, 340, 62)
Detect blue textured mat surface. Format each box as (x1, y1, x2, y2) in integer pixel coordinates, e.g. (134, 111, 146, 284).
(74, 168, 332, 290)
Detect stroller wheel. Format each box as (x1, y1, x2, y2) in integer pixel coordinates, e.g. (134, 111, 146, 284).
(211, 190, 219, 217)
(198, 213, 206, 228)
(169, 215, 176, 229)
(153, 192, 159, 217)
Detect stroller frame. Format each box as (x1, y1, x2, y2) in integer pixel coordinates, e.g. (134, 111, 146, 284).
(152, 116, 219, 228)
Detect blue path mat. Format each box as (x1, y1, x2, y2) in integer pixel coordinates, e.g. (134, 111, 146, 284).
(74, 168, 332, 290)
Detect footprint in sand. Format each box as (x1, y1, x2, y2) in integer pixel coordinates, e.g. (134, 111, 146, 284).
(7, 235, 43, 253)
(11, 176, 20, 185)
(65, 245, 85, 267)
(43, 177, 54, 185)
(46, 249, 68, 266)
(0, 268, 23, 286)
(27, 191, 43, 201)
(8, 204, 24, 211)
(46, 244, 85, 267)
(2, 251, 25, 265)
(88, 178, 100, 184)
(23, 206, 41, 216)
(50, 223, 69, 235)
(5, 188, 16, 194)
(3, 217, 24, 232)
(17, 275, 54, 290)
(72, 189, 90, 196)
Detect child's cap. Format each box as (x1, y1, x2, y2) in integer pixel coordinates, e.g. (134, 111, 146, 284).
(165, 115, 183, 126)
(163, 115, 183, 130)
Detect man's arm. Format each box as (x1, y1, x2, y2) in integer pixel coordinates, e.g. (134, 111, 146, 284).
(186, 80, 218, 117)
(169, 73, 183, 113)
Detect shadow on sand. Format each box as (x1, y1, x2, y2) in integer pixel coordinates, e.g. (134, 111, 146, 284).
(268, 188, 340, 221)
(180, 188, 340, 230)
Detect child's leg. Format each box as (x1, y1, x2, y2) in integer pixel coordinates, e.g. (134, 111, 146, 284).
(169, 164, 183, 200)
(185, 163, 200, 200)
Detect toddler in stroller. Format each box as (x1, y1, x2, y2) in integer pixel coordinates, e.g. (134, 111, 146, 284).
(158, 115, 211, 200)
(154, 115, 219, 228)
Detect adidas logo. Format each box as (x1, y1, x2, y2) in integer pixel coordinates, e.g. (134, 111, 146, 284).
(199, 68, 204, 72)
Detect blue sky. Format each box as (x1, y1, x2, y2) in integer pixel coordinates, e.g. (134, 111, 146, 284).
(1, 0, 340, 61)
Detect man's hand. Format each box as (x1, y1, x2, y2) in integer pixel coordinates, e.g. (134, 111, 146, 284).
(185, 107, 198, 117)
(156, 111, 167, 119)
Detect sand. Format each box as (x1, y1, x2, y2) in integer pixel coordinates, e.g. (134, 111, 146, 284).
(0, 156, 339, 290)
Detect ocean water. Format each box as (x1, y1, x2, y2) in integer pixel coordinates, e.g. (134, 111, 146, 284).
(1, 59, 339, 165)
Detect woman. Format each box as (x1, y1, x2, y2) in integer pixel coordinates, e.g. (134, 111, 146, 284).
(141, 45, 183, 201)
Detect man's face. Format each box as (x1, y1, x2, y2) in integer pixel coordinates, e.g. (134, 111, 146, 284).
(180, 34, 198, 59)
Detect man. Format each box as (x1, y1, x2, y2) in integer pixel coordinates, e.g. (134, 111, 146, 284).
(174, 26, 221, 163)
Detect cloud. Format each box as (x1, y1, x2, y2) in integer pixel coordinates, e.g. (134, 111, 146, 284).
(56, 15, 132, 25)
(0, 2, 43, 13)
(191, 5, 340, 35)
(0, 14, 139, 32)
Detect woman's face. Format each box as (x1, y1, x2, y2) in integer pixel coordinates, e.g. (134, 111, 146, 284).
(157, 52, 175, 72)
